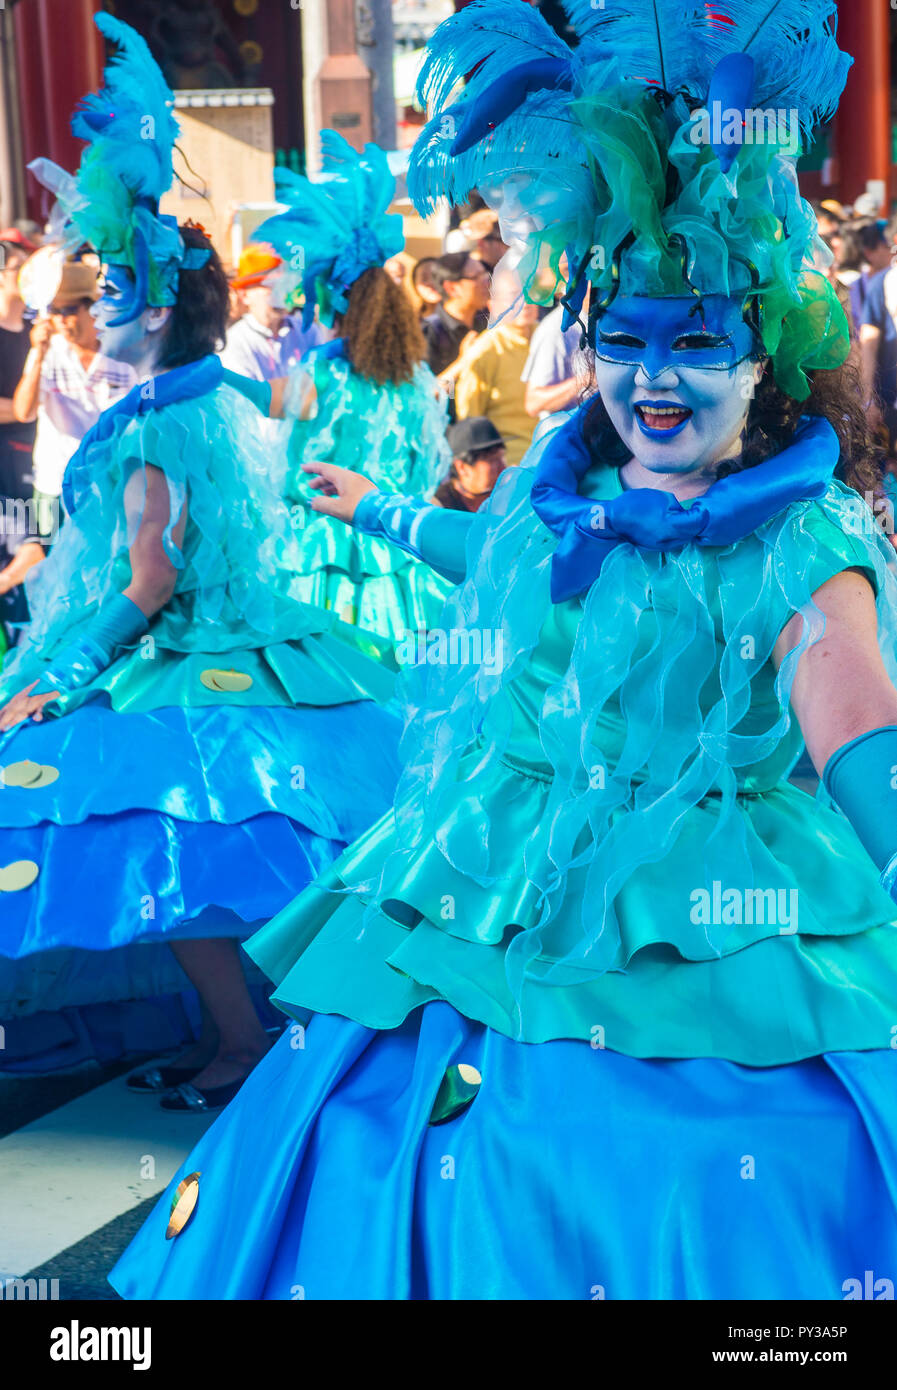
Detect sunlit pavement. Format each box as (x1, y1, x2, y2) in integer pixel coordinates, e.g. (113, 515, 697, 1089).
(0, 1061, 215, 1301)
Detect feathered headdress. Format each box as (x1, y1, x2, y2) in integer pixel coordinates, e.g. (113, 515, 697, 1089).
(409, 0, 853, 399)
(252, 130, 405, 329)
(29, 13, 208, 326)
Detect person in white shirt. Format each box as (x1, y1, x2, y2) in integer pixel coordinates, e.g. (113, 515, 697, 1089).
(522, 300, 587, 420)
(11, 258, 135, 566)
(219, 243, 325, 380)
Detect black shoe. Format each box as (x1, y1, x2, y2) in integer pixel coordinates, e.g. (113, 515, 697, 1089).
(159, 1076, 249, 1112)
(126, 1063, 205, 1094)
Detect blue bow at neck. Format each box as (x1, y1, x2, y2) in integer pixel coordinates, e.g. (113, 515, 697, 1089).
(530, 407, 841, 602)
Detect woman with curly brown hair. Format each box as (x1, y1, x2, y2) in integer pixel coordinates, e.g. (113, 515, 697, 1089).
(247, 134, 454, 646)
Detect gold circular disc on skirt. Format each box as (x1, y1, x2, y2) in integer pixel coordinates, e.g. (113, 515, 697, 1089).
(199, 668, 253, 693)
(428, 1063, 483, 1126)
(25, 766, 59, 789)
(0, 860, 40, 892)
(165, 1171, 201, 1239)
(2, 759, 45, 788)
(1, 761, 59, 790)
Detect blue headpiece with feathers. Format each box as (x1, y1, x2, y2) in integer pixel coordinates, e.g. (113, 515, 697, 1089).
(29, 13, 209, 326)
(252, 130, 405, 330)
(409, 0, 854, 399)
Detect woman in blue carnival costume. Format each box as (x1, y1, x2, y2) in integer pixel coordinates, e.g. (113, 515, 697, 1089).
(243, 135, 454, 644)
(112, 1, 897, 1296)
(0, 15, 402, 1104)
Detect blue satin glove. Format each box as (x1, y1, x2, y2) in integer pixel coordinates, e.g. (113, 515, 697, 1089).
(823, 726, 897, 896)
(34, 593, 150, 696)
(353, 491, 472, 584)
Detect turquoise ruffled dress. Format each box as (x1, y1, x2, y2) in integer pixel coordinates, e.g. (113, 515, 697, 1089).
(0, 358, 402, 1061)
(281, 342, 453, 640)
(110, 411, 897, 1299)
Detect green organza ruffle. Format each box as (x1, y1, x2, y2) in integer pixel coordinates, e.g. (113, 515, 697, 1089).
(246, 765, 897, 1064)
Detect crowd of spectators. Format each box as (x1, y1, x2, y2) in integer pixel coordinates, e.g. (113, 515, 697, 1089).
(815, 199, 897, 454)
(0, 231, 136, 655)
(406, 202, 592, 501)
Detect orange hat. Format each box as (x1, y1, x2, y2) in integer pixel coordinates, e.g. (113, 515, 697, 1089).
(231, 244, 282, 290)
(0, 226, 39, 254)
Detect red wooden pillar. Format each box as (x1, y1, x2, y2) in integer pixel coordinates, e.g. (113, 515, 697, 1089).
(315, 0, 372, 152)
(836, 0, 891, 211)
(15, 0, 104, 222)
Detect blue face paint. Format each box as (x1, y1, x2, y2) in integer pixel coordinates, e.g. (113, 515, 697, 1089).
(592, 294, 764, 477)
(594, 294, 758, 374)
(92, 264, 153, 368)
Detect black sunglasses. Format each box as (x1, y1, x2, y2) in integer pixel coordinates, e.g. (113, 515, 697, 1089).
(50, 300, 91, 317)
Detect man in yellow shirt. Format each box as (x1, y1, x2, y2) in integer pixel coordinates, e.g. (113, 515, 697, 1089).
(453, 272, 540, 467)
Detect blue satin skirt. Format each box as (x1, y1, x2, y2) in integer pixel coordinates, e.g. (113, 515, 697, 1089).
(109, 1002, 897, 1300)
(0, 699, 401, 959)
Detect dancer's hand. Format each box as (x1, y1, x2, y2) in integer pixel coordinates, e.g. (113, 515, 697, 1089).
(0, 680, 59, 732)
(302, 461, 376, 524)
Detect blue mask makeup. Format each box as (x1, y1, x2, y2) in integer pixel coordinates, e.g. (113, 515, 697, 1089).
(95, 264, 135, 310)
(92, 264, 158, 369)
(591, 294, 765, 475)
(594, 294, 759, 376)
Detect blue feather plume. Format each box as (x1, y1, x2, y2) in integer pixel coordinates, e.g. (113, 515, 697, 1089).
(713, 0, 852, 141)
(707, 53, 756, 173)
(561, 2, 731, 96)
(563, 0, 851, 142)
(416, 1, 570, 114)
(71, 11, 179, 205)
(408, 82, 591, 217)
(253, 131, 404, 328)
(449, 55, 574, 156)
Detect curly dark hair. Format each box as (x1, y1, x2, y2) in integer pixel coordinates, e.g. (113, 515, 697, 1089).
(583, 357, 884, 504)
(156, 223, 229, 370)
(340, 266, 427, 386)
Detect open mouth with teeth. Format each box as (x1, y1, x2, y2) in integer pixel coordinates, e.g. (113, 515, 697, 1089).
(634, 402, 693, 437)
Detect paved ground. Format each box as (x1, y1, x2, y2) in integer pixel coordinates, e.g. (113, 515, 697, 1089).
(0, 1057, 215, 1300)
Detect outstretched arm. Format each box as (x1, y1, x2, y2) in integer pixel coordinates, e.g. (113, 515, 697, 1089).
(303, 460, 474, 584)
(774, 567, 897, 884)
(774, 569, 897, 771)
